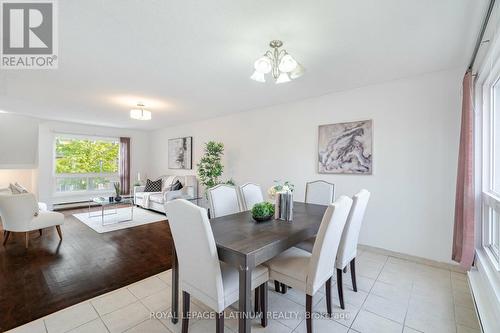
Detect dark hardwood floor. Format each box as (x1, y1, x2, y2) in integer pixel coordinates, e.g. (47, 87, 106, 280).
(0, 206, 173, 332)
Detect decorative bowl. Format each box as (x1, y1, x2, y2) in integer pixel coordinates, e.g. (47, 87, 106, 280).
(252, 214, 273, 222)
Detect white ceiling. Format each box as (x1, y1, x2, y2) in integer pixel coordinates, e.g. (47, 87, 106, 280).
(0, 0, 488, 130)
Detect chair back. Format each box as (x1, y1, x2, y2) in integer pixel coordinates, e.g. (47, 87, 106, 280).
(239, 183, 264, 211)
(336, 189, 371, 269)
(166, 199, 225, 311)
(0, 193, 39, 232)
(305, 180, 335, 205)
(208, 184, 241, 218)
(307, 195, 352, 294)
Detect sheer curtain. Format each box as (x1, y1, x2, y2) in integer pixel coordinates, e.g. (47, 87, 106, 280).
(452, 71, 475, 269)
(119, 137, 131, 195)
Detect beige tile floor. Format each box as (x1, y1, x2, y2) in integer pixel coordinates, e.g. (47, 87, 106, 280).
(7, 249, 480, 333)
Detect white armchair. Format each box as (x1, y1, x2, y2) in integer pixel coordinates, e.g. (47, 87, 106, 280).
(0, 193, 64, 248)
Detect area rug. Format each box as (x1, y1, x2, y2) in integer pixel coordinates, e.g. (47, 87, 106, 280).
(73, 207, 166, 233)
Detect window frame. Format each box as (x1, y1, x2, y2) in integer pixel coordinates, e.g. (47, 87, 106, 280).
(52, 133, 120, 195)
(478, 49, 500, 270)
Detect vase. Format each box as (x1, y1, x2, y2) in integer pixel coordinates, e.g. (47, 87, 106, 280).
(274, 192, 293, 221)
(114, 196, 122, 202)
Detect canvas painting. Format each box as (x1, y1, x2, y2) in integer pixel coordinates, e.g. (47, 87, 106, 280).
(318, 120, 373, 174)
(168, 137, 192, 169)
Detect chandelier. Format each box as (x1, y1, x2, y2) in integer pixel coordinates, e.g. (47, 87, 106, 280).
(130, 103, 152, 120)
(250, 40, 305, 84)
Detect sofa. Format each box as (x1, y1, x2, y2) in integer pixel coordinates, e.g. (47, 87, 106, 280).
(134, 175, 197, 214)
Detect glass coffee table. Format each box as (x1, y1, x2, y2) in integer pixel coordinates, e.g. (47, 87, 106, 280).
(88, 197, 134, 226)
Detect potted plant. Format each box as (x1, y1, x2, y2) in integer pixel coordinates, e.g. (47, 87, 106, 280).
(113, 182, 122, 202)
(197, 141, 234, 196)
(251, 202, 275, 222)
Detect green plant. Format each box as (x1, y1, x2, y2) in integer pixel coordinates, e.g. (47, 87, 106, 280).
(251, 202, 275, 218)
(197, 141, 233, 194)
(113, 182, 121, 197)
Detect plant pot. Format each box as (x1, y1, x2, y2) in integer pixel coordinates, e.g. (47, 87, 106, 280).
(114, 196, 122, 202)
(252, 214, 273, 223)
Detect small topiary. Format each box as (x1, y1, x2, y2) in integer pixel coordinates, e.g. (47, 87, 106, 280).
(251, 202, 275, 222)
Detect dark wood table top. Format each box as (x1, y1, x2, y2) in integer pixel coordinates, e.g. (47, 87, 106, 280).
(210, 201, 327, 267)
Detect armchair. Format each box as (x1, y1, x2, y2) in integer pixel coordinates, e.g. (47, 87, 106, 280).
(0, 193, 64, 248)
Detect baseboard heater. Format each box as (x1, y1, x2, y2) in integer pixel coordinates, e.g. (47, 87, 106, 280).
(53, 200, 99, 211)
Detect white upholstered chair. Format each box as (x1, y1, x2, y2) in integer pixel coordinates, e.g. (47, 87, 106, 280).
(207, 184, 241, 218)
(305, 180, 335, 205)
(239, 183, 264, 211)
(166, 199, 269, 333)
(265, 196, 353, 333)
(0, 193, 64, 248)
(275, 180, 336, 293)
(335, 189, 370, 308)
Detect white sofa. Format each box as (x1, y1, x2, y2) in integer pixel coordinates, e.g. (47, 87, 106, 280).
(134, 175, 197, 214)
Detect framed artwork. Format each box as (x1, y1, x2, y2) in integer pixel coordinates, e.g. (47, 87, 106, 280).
(168, 136, 193, 169)
(318, 120, 373, 174)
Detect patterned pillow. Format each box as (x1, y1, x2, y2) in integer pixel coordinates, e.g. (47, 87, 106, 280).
(169, 180, 183, 191)
(9, 183, 28, 194)
(144, 178, 163, 192)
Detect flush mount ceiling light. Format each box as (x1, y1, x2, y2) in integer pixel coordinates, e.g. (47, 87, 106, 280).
(250, 40, 305, 84)
(130, 103, 152, 120)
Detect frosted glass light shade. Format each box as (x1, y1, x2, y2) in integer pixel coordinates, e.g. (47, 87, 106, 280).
(254, 56, 272, 73)
(250, 70, 266, 83)
(276, 72, 291, 84)
(289, 63, 305, 79)
(130, 109, 152, 120)
(278, 54, 298, 73)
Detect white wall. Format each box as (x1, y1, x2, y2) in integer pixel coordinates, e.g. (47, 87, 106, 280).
(0, 113, 40, 168)
(150, 68, 463, 264)
(38, 121, 150, 207)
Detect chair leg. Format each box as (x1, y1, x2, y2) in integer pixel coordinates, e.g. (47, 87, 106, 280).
(280, 283, 288, 294)
(3, 231, 10, 246)
(39, 229, 42, 236)
(260, 283, 268, 327)
(56, 226, 62, 240)
(216, 311, 224, 333)
(182, 291, 190, 333)
(336, 268, 345, 309)
(350, 258, 357, 292)
(274, 281, 281, 293)
(25, 232, 29, 249)
(306, 294, 313, 333)
(254, 286, 261, 314)
(325, 276, 332, 316)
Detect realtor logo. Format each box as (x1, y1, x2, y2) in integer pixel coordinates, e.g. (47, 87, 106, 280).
(1, 0, 58, 69)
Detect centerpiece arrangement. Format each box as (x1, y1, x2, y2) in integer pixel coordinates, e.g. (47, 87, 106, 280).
(113, 182, 122, 202)
(251, 202, 275, 222)
(268, 180, 294, 221)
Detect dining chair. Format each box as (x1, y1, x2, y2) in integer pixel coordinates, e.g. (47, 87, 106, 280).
(207, 184, 241, 218)
(166, 199, 269, 333)
(305, 180, 335, 205)
(275, 180, 336, 293)
(265, 196, 353, 333)
(239, 183, 264, 211)
(335, 189, 370, 309)
(0, 193, 64, 248)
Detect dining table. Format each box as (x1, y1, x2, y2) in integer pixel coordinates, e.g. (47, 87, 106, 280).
(170, 201, 328, 333)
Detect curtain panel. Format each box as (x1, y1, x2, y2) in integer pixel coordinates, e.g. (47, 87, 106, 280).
(452, 71, 475, 269)
(119, 137, 131, 195)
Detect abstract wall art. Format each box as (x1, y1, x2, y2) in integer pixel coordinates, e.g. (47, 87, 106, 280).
(168, 136, 193, 169)
(318, 120, 373, 174)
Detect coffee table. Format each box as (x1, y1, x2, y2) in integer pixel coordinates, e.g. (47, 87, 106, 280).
(88, 197, 134, 226)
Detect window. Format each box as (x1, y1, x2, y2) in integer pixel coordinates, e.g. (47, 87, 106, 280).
(54, 135, 120, 193)
(481, 73, 500, 268)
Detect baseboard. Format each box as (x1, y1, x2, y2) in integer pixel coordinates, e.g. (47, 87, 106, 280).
(358, 244, 466, 273)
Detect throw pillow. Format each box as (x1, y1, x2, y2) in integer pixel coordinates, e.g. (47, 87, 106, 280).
(144, 178, 162, 192)
(9, 183, 28, 194)
(15, 182, 29, 193)
(169, 180, 183, 191)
